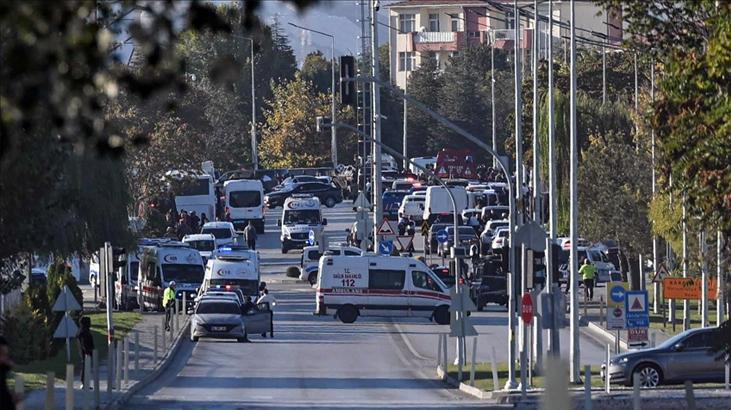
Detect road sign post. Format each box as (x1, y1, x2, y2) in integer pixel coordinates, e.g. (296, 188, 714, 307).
(625, 290, 650, 329)
(378, 240, 394, 256)
(606, 283, 628, 330)
(52, 285, 82, 363)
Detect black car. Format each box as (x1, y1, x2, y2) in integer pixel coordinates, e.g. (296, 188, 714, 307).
(264, 182, 343, 208)
(469, 257, 507, 310)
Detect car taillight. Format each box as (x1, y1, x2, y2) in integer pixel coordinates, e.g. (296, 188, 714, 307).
(225, 285, 232, 290)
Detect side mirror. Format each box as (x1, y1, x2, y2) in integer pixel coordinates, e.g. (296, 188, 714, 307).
(277, 219, 282, 227)
(673, 342, 685, 352)
(322, 218, 328, 226)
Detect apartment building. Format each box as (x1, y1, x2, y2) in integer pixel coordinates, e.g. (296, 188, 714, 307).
(387, 0, 623, 89)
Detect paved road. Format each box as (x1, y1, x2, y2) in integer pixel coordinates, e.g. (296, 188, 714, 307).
(125, 201, 605, 408)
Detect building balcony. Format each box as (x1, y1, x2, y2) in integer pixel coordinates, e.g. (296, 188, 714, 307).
(412, 31, 464, 52)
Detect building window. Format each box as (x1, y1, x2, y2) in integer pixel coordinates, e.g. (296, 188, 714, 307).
(398, 51, 416, 72)
(428, 13, 440, 32)
(399, 13, 416, 33)
(451, 16, 460, 32)
(506, 11, 515, 29)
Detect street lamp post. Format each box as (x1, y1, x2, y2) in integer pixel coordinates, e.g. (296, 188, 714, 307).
(232, 35, 258, 170)
(288, 23, 337, 168)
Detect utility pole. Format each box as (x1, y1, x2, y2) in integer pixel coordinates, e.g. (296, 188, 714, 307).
(532, 0, 540, 224)
(547, 0, 558, 357)
(602, 13, 607, 105)
(718, 231, 726, 326)
(651, 61, 659, 314)
(701, 230, 709, 327)
(370, 0, 383, 248)
(682, 193, 689, 331)
(330, 35, 337, 168)
(403, 75, 408, 170)
(505, 0, 522, 390)
(569, 0, 581, 384)
(633, 52, 638, 112)
(491, 36, 497, 169)
(358, 0, 371, 195)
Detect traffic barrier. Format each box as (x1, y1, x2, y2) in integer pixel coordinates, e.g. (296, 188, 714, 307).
(115, 340, 122, 391)
(45, 371, 54, 410)
(441, 334, 448, 377)
(65, 363, 74, 410)
(161, 317, 168, 350)
(123, 337, 130, 386)
(134, 331, 140, 374)
(605, 344, 611, 393)
(14, 373, 24, 410)
(650, 332, 656, 348)
(584, 365, 592, 410)
(154, 325, 159, 362)
(632, 373, 640, 410)
(540, 356, 569, 410)
(469, 337, 477, 387)
(725, 359, 730, 390)
(175, 300, 180, 332)
(93, 349, 100, 408)
(684, 380, 697, 410)
(183, 292, 187, 315)
(437, 334, 443, 369)
(83, 355, 91, 410)
(490, 346, 499, 392)
(599, 295, 605, 326)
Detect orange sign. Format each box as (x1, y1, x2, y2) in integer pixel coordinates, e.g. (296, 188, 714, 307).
(662, 277, 718, 300)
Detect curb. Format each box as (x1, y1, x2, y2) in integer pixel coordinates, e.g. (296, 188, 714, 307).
(106, 317, 191, 409)
(436, 364, 510, 403)
(266, 277, 304, 284)
(585, 321, 628, 352)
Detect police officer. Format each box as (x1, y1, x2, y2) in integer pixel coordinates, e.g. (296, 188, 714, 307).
(163, 281, 176, 331)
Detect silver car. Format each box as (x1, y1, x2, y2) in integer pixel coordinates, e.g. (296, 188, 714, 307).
(191, 299, 247, 342)
(602, 327, 725, 387)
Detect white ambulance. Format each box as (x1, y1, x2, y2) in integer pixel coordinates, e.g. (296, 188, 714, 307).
(201, 249, 260, 300)
(224, 179, 265, 233)
(277, 195, 327, 254)
(137, 241, 204, 312)
(316, 255, 451, 324)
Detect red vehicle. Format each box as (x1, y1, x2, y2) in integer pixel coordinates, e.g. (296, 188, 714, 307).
(435, 149, 477, 179)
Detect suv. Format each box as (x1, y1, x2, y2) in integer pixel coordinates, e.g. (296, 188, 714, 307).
(265, 182, 342, 208)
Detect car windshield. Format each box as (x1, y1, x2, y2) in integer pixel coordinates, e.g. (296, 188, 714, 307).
(187, 240, 215, 251)
(209, 279, 259, 295)
(284, 209, 321, 225)
(588, 250, 608, 263)
(178, 179, 210, 196)
(195, 301, 240, 315)
(229, 191, 261, 208)
(202, 228, 232, 239)
(162, 264, 204, 283)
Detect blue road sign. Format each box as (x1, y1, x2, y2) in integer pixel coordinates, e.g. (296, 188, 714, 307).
(379, 240, 394, 256)
(625, 290, 649, 328)
(307, 230, 316, 246)
(436, 229, 449, 244)
(610, 285, 626, 303)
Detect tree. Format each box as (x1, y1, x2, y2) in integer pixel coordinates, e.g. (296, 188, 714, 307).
(404, 57, 443, 157)
(258, 75, 355, 169)
(301, 51, 332, 95)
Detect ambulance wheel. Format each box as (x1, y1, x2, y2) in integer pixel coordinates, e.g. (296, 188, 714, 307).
(433, 306, 450, 325)
(325, 197, 337, 208)
(308, 272, 318, 286)
(191, 336, 199, 342)
(281, 246, 289, 254)
(337, 305, 358, 323)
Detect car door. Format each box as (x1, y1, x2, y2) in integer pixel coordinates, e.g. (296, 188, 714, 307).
(243, 306, 271, 335)
(665, 330, 720, 382)
(408, 270, 444, 317)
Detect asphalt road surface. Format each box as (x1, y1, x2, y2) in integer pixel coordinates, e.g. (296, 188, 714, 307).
(125, 201, 606, 409)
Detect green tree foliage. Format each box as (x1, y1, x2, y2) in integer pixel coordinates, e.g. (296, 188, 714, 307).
(258, 75, 356, 168)
(301, 51, 332, 95)
(2, 303, 51, 365)
(405, 57, 444, 157)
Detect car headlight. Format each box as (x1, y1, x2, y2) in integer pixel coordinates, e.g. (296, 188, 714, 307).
(610, 357, 629, 365)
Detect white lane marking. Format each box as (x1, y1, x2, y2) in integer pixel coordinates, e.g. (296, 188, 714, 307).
(393, 322, 431, 361)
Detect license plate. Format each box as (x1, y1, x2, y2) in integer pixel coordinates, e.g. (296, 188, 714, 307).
(211, 326, 226, 332)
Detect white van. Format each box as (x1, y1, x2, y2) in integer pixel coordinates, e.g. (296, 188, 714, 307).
(398, 195, 425, 222)
(278, 195, 327, 254)
(423, 186, 468, 225)
(299, 245, 364, 285)
(316, 255, 451, 324)
(224, 179, 265, 233)
(201, 221, 236, 248)
(138, 241, 205, 311)
(201, 251, 260, 300)
(409, 156, 436, 175)
(182, 233, 216, 262)
(555, 237, 616, 283)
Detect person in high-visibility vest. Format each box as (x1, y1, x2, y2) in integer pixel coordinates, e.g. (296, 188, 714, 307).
(579, 259, 596, 301)
(162, 281, 176, 331)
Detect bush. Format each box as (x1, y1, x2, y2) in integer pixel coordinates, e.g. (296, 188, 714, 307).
(2, 303, 51, 364)
(24, 282, 51, 319)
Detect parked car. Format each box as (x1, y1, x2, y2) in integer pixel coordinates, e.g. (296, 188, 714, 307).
(602, 327, 725, 387)
(438, 226, 479, 257)
(264, 182, 343, 208)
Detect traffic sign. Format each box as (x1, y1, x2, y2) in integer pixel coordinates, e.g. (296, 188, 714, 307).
(521, 293, 534, 325)
(396, 235, 414, 251)
(606, 282, 628, 330)
(651, 263, 669, 283)
(353, 192, 371, 210)
(628, 328, 649, 346)
(449, 285, 477, 312)
(307, 230, 316, 246)
(436, 229, 449, 244)
(662, 277, 718, 300)
(625, 290, 649, 328)
(376, 220, 397, 236)
(52, 285, 81, 312)
(379, 240, 394, 256)
(53, 316, 79, 339)
(421, 221, 429, 236)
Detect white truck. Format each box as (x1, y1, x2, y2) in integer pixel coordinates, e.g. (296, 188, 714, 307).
(277, 195, 327, 254)
(224, 179, 265, 233)
(423, 186, 468, 225)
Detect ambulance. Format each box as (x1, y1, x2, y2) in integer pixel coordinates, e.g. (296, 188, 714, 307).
(316, 255, 451, 324)
(201, 248, 260, 300)
(137, 241, 204, 311)
(277, 195, 327, 254)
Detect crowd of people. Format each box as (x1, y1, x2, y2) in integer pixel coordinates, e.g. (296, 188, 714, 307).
(164, 209, 209, 240)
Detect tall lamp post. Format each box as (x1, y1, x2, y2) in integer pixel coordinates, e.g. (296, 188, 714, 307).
(232, 35, 258, 170)
(288, 22, 338, 168)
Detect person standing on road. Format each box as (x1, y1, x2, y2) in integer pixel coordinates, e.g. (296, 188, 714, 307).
(257, 288, 277, 338)
(77, 316, 94, 389)
(0, 336, 21, 410)
(243, 221, 257, 250)
(163, 281, 176, 331)
(579, 258, 596, 301)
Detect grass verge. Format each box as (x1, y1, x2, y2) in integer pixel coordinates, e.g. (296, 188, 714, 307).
(11, 311, 141, 390)
(445, 363, 605, 391)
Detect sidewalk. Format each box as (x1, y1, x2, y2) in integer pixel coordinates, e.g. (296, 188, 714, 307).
(21, 310, 189, 409)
